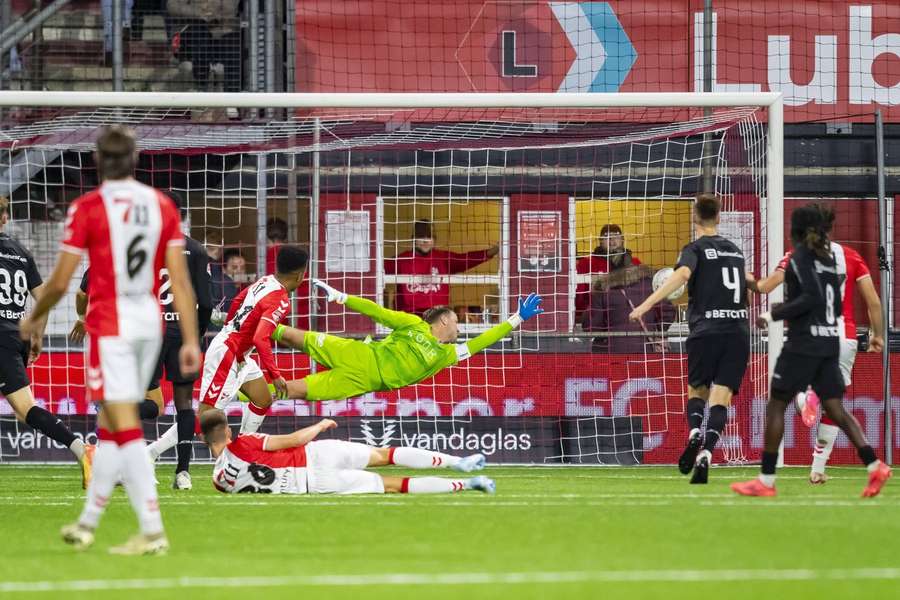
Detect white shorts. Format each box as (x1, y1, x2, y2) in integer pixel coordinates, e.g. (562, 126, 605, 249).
(839, 338, 858, 387)
(199, 339, 264, 409)
(305, 440, 384, 495)
(86, 334, 161, 403)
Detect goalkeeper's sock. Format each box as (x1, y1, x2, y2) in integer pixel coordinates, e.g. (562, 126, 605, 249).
(703, 405, 728, 452)
(147, 422, 178, 461)
(686, 397, 705, 431)
(400, 477, 467, 494)
(78, 431, 120, 530)
(811, 421, 840, 474)
(389, 447, 460, 469)
(116, 429, 164, 536)
(175, 409, 196, 473)
(241, 401, 268, 434)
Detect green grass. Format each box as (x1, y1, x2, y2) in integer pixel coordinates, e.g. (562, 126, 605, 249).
(0, 465, 898, 599)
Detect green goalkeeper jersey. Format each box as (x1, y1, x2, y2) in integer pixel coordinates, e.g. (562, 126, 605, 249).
(344, 296, 514, 389)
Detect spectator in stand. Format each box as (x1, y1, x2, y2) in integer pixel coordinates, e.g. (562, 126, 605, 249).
(223, 248, 247, 286)
(575, 224, 642, 322)
(205, 230, 237, 331)
(169, 0, 242, 93)
(384, 220, 498, 316)
(581, 265, 673, 353)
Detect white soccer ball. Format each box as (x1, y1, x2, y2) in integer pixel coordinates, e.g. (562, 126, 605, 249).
(652, 267, 685, 301)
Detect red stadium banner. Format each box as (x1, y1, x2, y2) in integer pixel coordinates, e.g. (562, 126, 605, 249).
(296, 0, 900, 122)
(19, 351, 900, 465)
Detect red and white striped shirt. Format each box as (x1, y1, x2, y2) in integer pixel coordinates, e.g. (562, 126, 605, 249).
(220, 275, 290, 379)
(776, 242, 872, 339)
(212, 433, 308, 494)
(61, 179, 183, 338)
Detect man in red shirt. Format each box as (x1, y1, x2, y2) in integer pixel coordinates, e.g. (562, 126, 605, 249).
(385, 220, 498, 315)
(20, 125, 201, 555)
(575, 224, 642, 320)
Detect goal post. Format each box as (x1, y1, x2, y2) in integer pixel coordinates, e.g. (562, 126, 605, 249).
(0, 91, 784, 465)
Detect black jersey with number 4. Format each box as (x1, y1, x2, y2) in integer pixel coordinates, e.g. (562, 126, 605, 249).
(675, 234, 749, 339)
(80, 236, 212, 337)
(0, 232, 42, 334)
(772, 244, 843, 357)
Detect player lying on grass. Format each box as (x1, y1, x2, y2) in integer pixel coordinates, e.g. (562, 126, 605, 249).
(200, 410, 495, 495)
(146, 246, 309, 477)
(751, 204, 884, 484)
(732, 204, 891, 498)
(268, 283, 543, 401)
(629, 193, 751, 485)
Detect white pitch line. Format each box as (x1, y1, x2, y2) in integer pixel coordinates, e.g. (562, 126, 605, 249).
(3, 568, 900, 592)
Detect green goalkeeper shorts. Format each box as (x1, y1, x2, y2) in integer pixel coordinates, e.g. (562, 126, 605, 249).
(302, 332, 384, 401)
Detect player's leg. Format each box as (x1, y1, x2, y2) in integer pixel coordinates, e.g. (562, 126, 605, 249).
(238, 360, 271, 434)
(681, 338, 710, 474)
(381, 475, 495, 494)
(815, 359, 891, 497)
(368, 446, 486, 473)
(810, 338, 857, 483)
(172, 381, 196, 488)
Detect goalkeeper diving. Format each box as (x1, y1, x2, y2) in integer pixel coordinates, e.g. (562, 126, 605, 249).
(272, 281, 544, 401)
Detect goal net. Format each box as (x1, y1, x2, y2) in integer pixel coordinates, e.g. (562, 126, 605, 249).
(0, 92, 783, 466)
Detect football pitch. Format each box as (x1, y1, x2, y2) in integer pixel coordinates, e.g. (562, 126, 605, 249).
(0, 465, 898, 599)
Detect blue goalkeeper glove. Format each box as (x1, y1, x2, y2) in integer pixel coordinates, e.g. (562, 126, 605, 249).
(312, 279, 348, 304)
(517, 293, 544, 321)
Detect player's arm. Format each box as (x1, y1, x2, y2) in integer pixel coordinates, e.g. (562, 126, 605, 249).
(629, 266, 691, 322)
(263, 418, 337, 451)
(858, 275, 885, 352)
(252, 297, 291, 398)
(165, 244, 201, 375)
(760, 256, 822, 325)
(69, 271, 89, 343)
(313, 279, 421, 330)
(754, 269, 785, 294)
(448, 293, 543, 365)
(193, 242, 214, 337)
(447, 246, 499, 273)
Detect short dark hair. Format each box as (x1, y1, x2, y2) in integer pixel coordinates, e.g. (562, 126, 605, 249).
(276, 245, 309, 275)
(599, 224, 623, 238)
(413, 220, 433, 239)
(223, 248, 243, 262)
(200, 409, 229, 445)
(694, 193, 720, 222)
(267, 217, 288, 242)
(166, 189, 188, 220)
(96, 125, 137, 181)
(423, 305, 455, 324)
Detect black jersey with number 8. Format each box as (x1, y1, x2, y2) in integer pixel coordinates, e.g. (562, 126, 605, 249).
(0, 232, 42, 334)
(773, 244, 843, 357)
(675, 235, 749, 339)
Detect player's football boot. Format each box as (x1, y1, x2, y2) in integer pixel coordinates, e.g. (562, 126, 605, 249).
(453, 453, 486, 473)
(690, 450, 710, 484)
(467, 476, 496, 494)
(173, 471, 193, 490)
(61, 522, 95, 550)
(678, 430, 702, 475)
(81, 444, 95, 490)
(809, 471, 828, 484)
(730, 479, 777, 497)
(109, 533, 170, 556)
(862, 462, 892, 498)
(800, 389, 820, 428)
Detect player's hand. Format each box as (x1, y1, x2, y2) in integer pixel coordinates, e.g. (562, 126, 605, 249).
(517, 293, 544, 321)
(28, 335, 43, 366)
(273, 376, 289, 400)
(179, 343, 202, 377)
(756, 311, 773, 330)
(868, 336, 885, 353)
(628, 305, 648, 322)
(69, 318, 86, 344)
(318, 418, 337, 431)
(312, 279, 348, 304)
